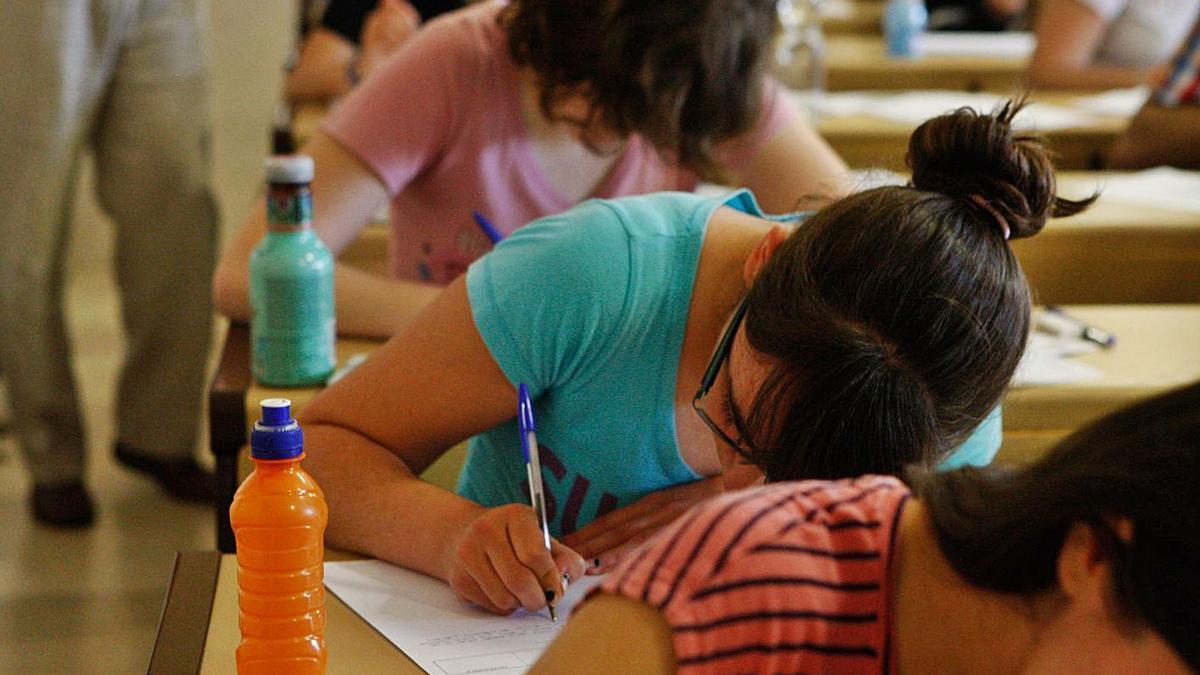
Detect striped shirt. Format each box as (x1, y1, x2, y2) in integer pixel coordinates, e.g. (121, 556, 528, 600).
(592, 476, 909, 674)
(1155, 18, 1200, 106)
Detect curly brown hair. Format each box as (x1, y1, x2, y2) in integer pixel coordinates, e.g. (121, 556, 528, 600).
(501, 0, 779, 182)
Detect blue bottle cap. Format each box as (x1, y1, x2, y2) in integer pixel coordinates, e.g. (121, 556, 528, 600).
(250, 398, 304, 460)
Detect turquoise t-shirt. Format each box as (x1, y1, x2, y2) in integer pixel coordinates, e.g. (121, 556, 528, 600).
(463, 190, 1001, 537)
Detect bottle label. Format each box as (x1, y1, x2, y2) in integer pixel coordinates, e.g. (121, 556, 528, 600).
(266, 187, 313, 231)
(251, 273, 336, 385)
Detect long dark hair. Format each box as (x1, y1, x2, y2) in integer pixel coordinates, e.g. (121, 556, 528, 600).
(742, 101, 1095, 480)
(912, 381, 1200, 671)
(501, 0, 778, 182)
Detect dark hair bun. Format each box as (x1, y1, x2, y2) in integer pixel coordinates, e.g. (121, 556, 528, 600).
(906, 99, 1095, 240)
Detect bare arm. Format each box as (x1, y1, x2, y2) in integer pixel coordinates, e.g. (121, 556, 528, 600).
(733, 115, 852, 213)
(285, 0, 420, 104)
(1027, 0, 1155, 90)
(530, 594, 676, 675)
(286, 29, 358, 103)
(299, 277, 586, 611)
(212, 131, 442, 337)
(1107, 102, 1200, 169)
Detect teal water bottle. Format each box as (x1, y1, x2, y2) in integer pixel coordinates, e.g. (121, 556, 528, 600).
(250, 155, 336, 387)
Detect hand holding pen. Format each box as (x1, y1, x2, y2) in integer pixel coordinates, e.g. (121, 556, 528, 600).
(440, 385, 585, 617)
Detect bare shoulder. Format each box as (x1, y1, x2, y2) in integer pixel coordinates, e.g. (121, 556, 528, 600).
(530, 593, 676, 675)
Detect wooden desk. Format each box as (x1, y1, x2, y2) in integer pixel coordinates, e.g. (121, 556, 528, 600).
(208, 324, 381, 551)
(1017, 173, 1200, 304)
(999, 305, 1200, 462)
(817, 93, 1128, 171)
(825, 35, 1025, 91)
(151, 552, 418, 674)
(821, 0, 883, 35)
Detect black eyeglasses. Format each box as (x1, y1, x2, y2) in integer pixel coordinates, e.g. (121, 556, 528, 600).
(692, 297, 755, 462)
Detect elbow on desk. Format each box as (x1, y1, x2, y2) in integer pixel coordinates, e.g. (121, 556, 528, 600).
(211, 259, 251, 322)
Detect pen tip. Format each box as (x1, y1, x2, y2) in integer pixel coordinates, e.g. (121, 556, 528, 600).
(549, 606, 557, 622)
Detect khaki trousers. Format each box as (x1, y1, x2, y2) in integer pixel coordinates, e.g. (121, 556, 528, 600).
(0, 0, 217, 484)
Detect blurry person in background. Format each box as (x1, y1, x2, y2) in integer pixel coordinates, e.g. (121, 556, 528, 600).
(926, 0, 1029, 32)
(215, 0, 850, 339)
(1108, 18, 1200, 169)
(1028, 0, 1200, 89)
(286, 0, 464, 103)
(0, 0, 218, 527)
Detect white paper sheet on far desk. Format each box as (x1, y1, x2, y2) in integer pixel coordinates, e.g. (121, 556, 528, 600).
(324, 560, 604, 675)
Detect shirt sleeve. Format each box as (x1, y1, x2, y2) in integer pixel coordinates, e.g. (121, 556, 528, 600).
(1154, 19, 1200, 106)
(465, 201, 633, 398)
(320, 0, 377, 44)
(714, 77, 801, 172)
(319, 17, 464, 194)
(1070, 0, 1127, 21)
(939, 404, 1002, 470)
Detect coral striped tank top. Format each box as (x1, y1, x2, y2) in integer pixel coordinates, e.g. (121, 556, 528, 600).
(594, 476, 910, 673)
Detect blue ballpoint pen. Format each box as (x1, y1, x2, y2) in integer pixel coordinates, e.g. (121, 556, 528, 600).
(518, 383, 564, 621)
(472, 210, 504, 245)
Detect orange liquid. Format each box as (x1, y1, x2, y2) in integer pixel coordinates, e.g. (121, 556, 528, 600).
(230, 455, 328, 674)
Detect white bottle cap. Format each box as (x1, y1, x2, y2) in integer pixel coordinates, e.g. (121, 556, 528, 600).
(264, 155, 314, 184)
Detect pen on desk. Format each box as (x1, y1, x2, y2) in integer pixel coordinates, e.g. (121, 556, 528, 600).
(1037, 306, 1117, 348)
(518, 383, 566, 621)
(472, 210, 504, 246)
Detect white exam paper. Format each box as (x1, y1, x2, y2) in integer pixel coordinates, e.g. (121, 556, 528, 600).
(1093, 167, 1200, 215)
(324, 560, 604, 675)
(912, 31, 1035, 59)
(1013, 332, 1103, 386)
(810, 91, 1096, 131)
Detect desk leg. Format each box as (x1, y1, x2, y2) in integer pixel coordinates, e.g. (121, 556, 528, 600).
(209, 322, 251, 553)
(215, 450, 240, 552)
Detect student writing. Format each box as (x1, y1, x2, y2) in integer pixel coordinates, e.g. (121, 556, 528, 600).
(296, 102, 1093, 617)
(213, 0, 850, 337)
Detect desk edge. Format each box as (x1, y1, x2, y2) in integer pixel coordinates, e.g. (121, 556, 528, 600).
(149, 551, 223, 675)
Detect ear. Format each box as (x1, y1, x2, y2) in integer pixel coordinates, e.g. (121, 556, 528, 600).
(742, 225, 789, 285)
(1057, 522, 1113, 614)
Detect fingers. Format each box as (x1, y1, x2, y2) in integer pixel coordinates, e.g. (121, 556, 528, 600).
(587, 530, 661, 574)
(450, 505, 573, 615)
(551, 540, 588, 585)
(450, 541, 519, 614)
(503, 510, 562, 610)
(566, 487, 718, 560)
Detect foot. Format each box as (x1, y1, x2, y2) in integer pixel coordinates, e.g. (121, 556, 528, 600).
(114, 443, 214, 503)
(31, 481, 95, 528)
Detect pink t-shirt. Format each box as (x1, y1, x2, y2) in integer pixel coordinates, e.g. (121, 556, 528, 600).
(592, 476, 909, 674)
(322, 0, 799, 284)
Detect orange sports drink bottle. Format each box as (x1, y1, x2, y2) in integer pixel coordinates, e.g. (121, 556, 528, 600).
(230, 398, 329, 674)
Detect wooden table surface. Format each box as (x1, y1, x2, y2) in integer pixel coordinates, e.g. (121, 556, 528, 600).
(817, 93, 1128, 171)
(151, 551, 420, 674)
(822, 0, 883, 35)
(824, 34, 1025, 91)
(999, 304, 1200, 462)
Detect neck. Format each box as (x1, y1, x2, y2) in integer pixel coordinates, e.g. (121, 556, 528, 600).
(892, 501, 1046, 674)
(689, 208, 772, 339)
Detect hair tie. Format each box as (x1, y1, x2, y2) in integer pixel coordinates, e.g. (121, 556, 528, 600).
(967, 194, 1010, 240)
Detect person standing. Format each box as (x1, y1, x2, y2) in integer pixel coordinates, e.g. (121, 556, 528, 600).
(0, 0, 218, 527)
